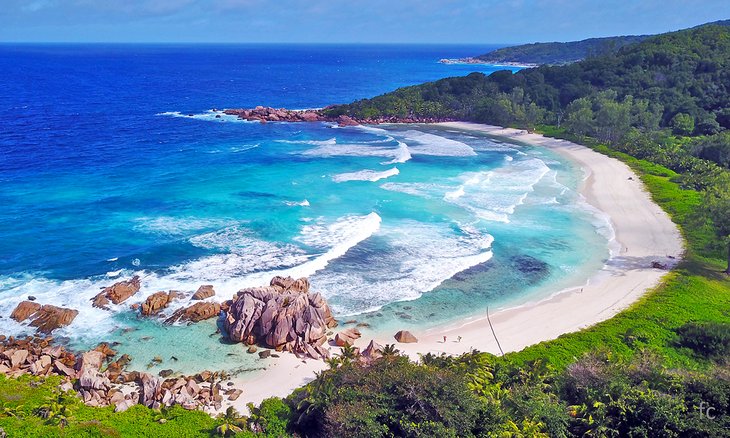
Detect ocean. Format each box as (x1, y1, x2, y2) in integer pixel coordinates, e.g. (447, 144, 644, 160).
(0, 44, 610, 373)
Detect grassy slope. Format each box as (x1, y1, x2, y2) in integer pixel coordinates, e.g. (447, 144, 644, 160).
(501, 126, 730, 371)
(0, 375, 218, 437)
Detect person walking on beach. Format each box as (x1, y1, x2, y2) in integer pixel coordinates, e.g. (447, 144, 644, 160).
(443, 336, 447, 343)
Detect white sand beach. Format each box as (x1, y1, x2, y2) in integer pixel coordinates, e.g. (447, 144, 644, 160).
(227, 122, 684, 411)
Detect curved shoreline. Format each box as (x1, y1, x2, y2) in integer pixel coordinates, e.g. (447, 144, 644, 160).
(390, 122, 684, 359)
(227, 121, 685, 411)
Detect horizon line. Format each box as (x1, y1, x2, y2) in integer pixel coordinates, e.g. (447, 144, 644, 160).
(0, 41, 515, 46)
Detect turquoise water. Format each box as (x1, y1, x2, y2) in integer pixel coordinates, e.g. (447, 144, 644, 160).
(0, 45, 610, 374)
(3, 122, 610, 374)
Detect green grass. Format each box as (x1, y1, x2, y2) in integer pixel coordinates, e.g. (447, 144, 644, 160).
(0, 375, 219, 437)
(500, 127, 730, 370)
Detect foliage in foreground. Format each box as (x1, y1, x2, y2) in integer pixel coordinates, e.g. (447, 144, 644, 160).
(0, 374, 291, 437)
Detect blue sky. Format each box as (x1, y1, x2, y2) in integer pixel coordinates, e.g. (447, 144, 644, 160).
(2, 0, 728, 44)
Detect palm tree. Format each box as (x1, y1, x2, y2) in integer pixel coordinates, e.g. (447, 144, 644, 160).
(338, 344, 358, 365)
(215, 406, 246, 437)
(325, 357, 341, 369)
(296, 372, 336, 426)
(381, 344, 400, 357)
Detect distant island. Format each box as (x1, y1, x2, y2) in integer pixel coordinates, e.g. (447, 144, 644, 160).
(440, 35, 649, 66)
(441, 19, 730, 66)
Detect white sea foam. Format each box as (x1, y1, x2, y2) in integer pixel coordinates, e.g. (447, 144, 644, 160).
(163, 213, 383, 290)
(353, 125, 391, 135)
(392, 130, 477, 157)
(106, 269, 123, 278)
(284, 199, 310, 207)
(443, 157, 551, 223)
(106, 257, 118, 262)
(230, 144, 260, 153)
(296, 213, 381, 250)
(156, 110, 248, 123)
(381, 141, 412, 164)
(332, 167, 399, 183)
(134, 216, 238, 236)
(380, 182, 445, 198)
(299, 140, 411, 163)
(279, 138, 337, 146)
(443, 185, 466, 201)
(310, 221, 494, 315)
(0, 275, 139, 342)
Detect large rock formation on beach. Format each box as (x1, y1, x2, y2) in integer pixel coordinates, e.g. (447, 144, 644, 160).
(223, 276, 336, 359)
(394, 330, 418, 343)
(10, 301, 79, 334)
(361, 340, 384, 361)
(0, 335, 243, 412)
(92, 276, 141, 309)
(334, 328, 361, 347)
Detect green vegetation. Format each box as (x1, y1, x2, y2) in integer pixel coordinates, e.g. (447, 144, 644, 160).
(676, 322, 730, 360)
(0, 374, 295, 437)
(476, 35, 650, 65)
(0, 374, 218, 437)
(276, 135, 730, 436)
(326, 21, 730, 148)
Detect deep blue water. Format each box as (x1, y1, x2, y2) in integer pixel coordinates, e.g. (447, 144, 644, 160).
(0, 44, 610, 372)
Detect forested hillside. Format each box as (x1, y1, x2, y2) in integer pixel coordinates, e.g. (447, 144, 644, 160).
(475, 35, 649, 65)
(325, 23, 730, 172)
(328, 24, 728, 132)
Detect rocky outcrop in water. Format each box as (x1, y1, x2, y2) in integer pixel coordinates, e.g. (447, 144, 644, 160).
(165, 301, 221, 324)
(10, 301, 79, 334)
(192, 285, 215, 300)
(92, 276, 141, 309)
(223, 106, 452, 126)
(141, 291, 184, 316)
(223, 276, 336, 359)
(10, 301, 41, 322)
(224, 106, 326, 123)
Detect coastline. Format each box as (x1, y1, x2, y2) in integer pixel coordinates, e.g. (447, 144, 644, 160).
(226, 121, 684, 411)
(438, 57, 539, 68)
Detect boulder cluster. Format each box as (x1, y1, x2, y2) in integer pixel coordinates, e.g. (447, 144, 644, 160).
(0, 335, 242, 412)
(0, 273, 428, 420)
(224, 106, 325, 123)
(223, 106, 452, 126)
(223, 276, 337, 359)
